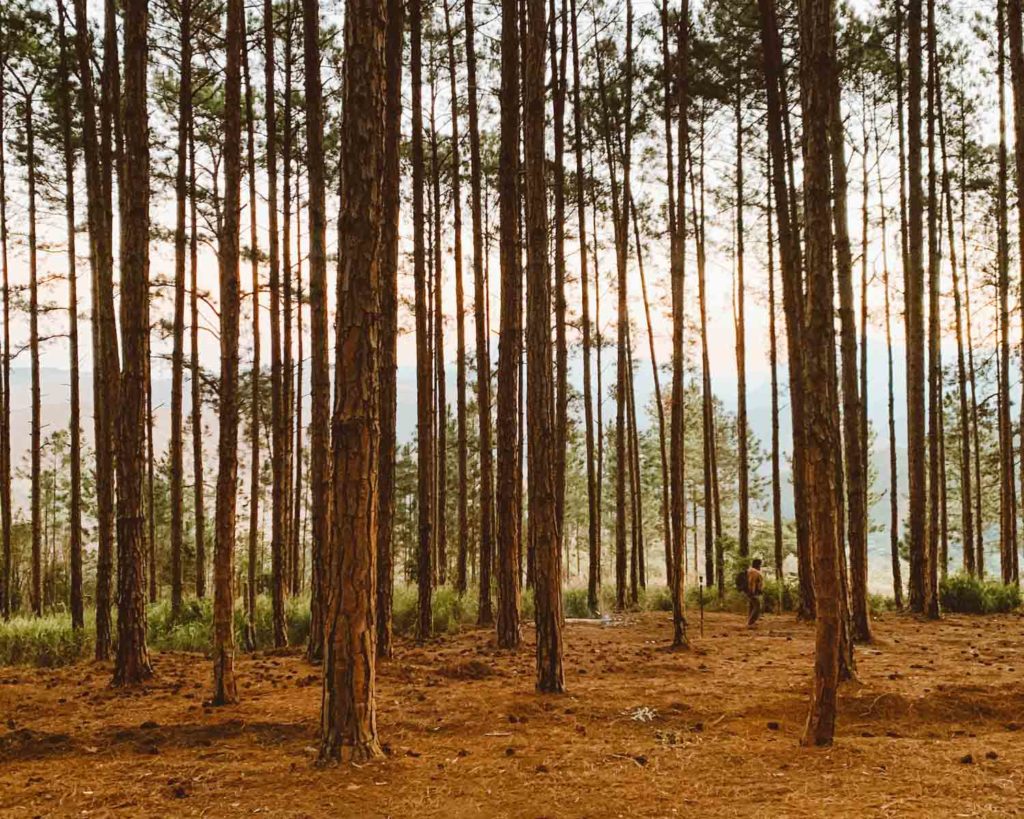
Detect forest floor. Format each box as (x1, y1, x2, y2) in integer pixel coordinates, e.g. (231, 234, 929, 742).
(2, 609, 1024, 818)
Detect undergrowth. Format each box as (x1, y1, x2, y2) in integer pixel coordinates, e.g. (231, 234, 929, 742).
(939, 574, 1021, 614)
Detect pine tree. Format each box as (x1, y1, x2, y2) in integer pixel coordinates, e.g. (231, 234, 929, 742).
(114, 0, 154, 687)
(320, 0, 387, 763)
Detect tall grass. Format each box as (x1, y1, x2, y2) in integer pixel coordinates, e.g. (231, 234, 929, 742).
(940, 574, 1021, 614)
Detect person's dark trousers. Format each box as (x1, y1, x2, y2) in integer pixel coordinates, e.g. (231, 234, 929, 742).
(747, 593, 762, 627)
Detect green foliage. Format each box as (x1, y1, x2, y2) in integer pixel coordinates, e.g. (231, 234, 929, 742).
(0, 613, 90, 667)
(939, 574, 1021, 614)
(391, 585, 479, 636)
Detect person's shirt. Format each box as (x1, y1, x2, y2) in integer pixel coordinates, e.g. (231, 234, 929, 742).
(746, 567, 764, 595)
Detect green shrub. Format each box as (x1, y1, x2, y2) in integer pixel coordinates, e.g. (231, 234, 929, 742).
(0, 614, 91, 666)
(639, 585, 674, 612)
(563, 587, 594, 618)
(940, 574, 1021, 614)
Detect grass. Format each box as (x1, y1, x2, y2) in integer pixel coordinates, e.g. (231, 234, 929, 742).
(0, 578, 998, 668)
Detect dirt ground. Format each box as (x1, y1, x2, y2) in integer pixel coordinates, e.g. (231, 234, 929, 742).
(2, 609, 1024, 818)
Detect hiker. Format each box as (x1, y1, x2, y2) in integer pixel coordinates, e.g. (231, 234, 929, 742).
(746, 558, 765, 628)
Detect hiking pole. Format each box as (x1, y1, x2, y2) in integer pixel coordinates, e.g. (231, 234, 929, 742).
(698, 575, 704, 638)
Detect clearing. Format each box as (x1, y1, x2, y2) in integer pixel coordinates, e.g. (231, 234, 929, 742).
(2, 610, 1023, 817)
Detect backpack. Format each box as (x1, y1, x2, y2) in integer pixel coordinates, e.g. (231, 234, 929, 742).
(735, 569, 749, 594)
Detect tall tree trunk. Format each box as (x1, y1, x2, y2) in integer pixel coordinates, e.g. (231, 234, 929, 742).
(1008, 0, 1024, 583)
(0, 13, 10, 621)
(443, 0, 469, 597)
(924, 0, 941, 616)
(767, 150, 784, 597)
(26, 99, 42, 618)
(72, 0, 117, 654)
(734, 81, 749, 561)
(875, 108, 905, 607)
(210, 0, 244, 703)
(293, 255, 305, 594)
(377, 0, 405, 658)
(935, 76, 974, 576)
(495, 0, 522, 648)
(429, 82, 448, 588)
(905, 0, 928, 614)
(828, 59, 871, 642)
(550, 0, 569, 565)
(282, 3, 298, 599)
(319, 0, 387, 761)
(114, 0, 154, 686)
(757, 0, 813, 619)
(799, 0, 841, 748)
(411, 0, 434, 639)
(466, 0, 495, 626)
(169, 0, 192, 617)
(668, 0, 689, 645)
(243, 18, 261, 650)
(629, 201, 669, 588)
(524, 0, 564, 692)
(189, 120, 206, 603)
(265, 0, 287, 646)
(570, 0, 600, 615)
(56, 2, 85, 629)
(304, 0, 331, 662)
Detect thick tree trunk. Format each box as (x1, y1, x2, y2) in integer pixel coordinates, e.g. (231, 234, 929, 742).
(798, 0, 841, 748)
(304, 0, 331, 663)
(495, 0, 522, 648)
(114, 0, 154, 687)
(377, 0, 405, 658)
(209, 0, 244, 704)
(319, 0, 387, 762)
(411, 0, 434, 639)
(523, 0, 564, 693)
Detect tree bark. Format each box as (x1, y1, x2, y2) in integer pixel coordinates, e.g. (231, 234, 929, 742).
(56, 1, 85, 629)
(495, 0, 522, 648)
(264, 0, 287, 646)
(319, 0, 387, 762)
(798, 0, 841, 748)
(828, 60, 871, 642)
(114, 0, 154, 687)
(0, 13, 10, 621)
(26, 94, 42, 618)
(243, 16, 261, 650)
(303, 0, 331, 664)
(465, 0, 495, 627)
(523, 0, 564, 692)
(757, 0, 813, 619)
(377, 0, 405, 659)
(1008, 0, 1024, 583)
(410, 0, 434, 640)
